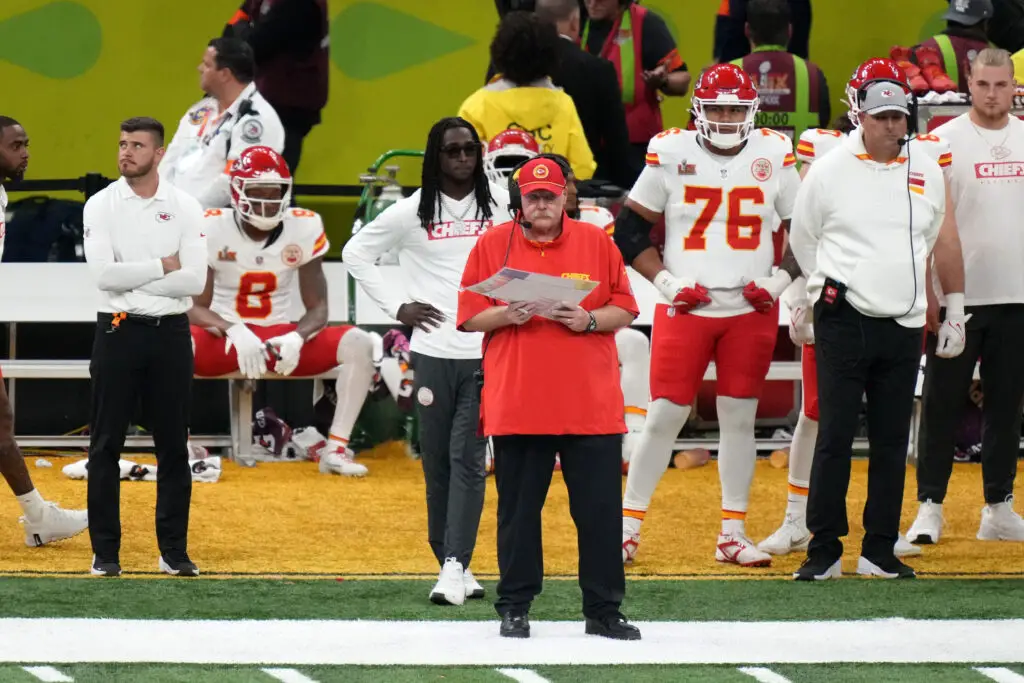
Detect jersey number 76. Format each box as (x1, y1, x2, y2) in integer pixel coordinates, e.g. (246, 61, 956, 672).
(683, 186, 764, 251)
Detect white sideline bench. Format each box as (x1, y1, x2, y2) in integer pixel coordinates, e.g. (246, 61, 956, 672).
(4, 263, 983, 460)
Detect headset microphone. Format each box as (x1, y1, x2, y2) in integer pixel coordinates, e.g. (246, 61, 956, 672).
(897, 137, 908, 147)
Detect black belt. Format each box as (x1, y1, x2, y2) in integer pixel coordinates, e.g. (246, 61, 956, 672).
(98, 312, 187, 331)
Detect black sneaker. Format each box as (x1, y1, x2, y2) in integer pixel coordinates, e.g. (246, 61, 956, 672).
(857, 554, 915, 579)
(499, 612, 530, 639)
(793, 554, 842, 581)
(90, 555, 121, 577)
(585, 615, 642, 641)
(159, 555, 200, 577)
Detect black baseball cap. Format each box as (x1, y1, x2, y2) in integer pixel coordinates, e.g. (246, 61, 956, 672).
(943, 0, 994, 26)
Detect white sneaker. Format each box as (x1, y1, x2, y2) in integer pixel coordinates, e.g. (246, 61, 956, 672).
(622, 528, 640, 565)
(758, 514, 810, 555)
(906, 500, 944, 544)
(429, 557, 465, 605)
(716, 532, 772, 567)
(319, 446, 368, 477)
(463, 568, 485, 599)
(894, 534, 922, 557)
(22, 502, 88, 547)
(977, 498, 1024, 541)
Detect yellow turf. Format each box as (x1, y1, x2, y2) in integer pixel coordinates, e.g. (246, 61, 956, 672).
(2, 445, 1022, 577)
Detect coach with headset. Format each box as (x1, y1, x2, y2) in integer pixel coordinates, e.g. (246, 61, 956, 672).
(788, 80, 959, 582)
(160, 37, 285, 209)
(457, 155, 640, 641)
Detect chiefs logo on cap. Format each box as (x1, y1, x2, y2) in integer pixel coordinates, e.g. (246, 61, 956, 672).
(533, 165, 549, 179)
(881, 89, 894, 97)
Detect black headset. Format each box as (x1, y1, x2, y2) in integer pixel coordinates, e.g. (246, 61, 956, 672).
(506, 153, 572, 214)
(855, 77, 919, 319)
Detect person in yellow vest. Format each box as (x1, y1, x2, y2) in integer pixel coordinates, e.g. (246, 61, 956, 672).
(459, 11, 596, 180)
(913, 0, 993, 92)
(581, 0, 690, 172)
(729, 0, 829, 143)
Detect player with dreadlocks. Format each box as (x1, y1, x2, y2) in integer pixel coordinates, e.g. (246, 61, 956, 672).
(343, 116, 511, 606)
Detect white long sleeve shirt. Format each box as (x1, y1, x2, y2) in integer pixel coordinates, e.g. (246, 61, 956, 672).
(159, 83, 285, 208)
(789, 128, 945, 328)
(342, 184, 512, 359)
(83, 177, 207, 316)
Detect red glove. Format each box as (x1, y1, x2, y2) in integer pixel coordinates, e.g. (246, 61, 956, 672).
(743, 282, 775, 312)
(672, 284, 712, 312)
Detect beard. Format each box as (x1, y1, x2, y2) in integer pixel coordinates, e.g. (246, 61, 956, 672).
(121, 160, 154, 179)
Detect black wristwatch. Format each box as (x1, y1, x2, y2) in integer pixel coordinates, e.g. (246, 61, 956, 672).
(585, 311, 598, 333)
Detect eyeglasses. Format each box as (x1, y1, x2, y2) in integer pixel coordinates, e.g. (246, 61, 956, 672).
(441, 143, 480, 158)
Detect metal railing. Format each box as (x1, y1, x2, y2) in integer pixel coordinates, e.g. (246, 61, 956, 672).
(5, 174, 418, 200)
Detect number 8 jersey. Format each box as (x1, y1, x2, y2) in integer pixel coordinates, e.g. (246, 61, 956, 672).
(629, 127, 801, 316)
(204, 207, 330, 325)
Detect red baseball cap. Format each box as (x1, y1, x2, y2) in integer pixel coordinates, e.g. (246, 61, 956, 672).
(516, 157, 566, 196)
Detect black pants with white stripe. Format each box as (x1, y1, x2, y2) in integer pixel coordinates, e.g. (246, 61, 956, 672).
(808, 299, 922, 560)
(88, 313, 194, 563)
(412, 352, 487, 569)
(917, 304, 1024, 505)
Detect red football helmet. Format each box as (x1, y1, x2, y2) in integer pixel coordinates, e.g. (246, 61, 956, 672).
(845, 58, 911, 127)
(229, 146, 293, 231)
(691, 63, 760, 149)
(483, 129, 539, 184)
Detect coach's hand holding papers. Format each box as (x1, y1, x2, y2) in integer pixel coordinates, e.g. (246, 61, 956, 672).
(463, 266, 599, 320)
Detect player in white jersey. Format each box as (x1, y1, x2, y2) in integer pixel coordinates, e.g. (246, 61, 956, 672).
(0, 117, 89, 545)
(552, 155, 651, 469)
(759, 57, 966, 558)
(612, 64, 804, 568)
(188, 146, 376, 476)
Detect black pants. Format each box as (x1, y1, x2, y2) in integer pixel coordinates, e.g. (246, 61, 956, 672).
(917, 304, 1024, 504)
(413, 352, 486, 568)
(88, 313, 194, 562)
(492, 434, 625, 620)
(808, 299, 922, 560)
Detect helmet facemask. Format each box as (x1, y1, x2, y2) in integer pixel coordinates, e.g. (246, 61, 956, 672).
(231, 175, 293, 231)
(693, 98, 759, 150)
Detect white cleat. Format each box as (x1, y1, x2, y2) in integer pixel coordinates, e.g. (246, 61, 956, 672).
(622, 529, 640, 565)
(906, 500, 944, 545)
(977, 498, 1024, 541)
(319, 447, 368, 477)
(429, 557, 466, 606)
(716, 532, 772, 568)
(894, 534, 922, 557)
(22, 502, 88, 547)
(463, 568, 485, 599)
(758, 514, 811, 555)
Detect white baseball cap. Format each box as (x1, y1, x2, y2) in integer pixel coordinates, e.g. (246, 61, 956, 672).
(861, 82, 910, 116)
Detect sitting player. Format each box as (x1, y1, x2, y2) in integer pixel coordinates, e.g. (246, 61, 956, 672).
(188, 146, 376, 476)
(482, 129, 539, 183)
(759, 57, 962, 559)
(614, 64, 803, 568)
(550, 153, 651, 469)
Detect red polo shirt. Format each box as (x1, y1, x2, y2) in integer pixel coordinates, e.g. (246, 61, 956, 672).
(457, 216, 639, 436)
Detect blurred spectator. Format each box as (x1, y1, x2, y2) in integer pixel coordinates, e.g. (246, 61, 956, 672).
(714, 0, 811, 64)
(160, 38, 284, 209)
(535, 0, 636, 186)
(912, 0, 992, 92)
(224, 0, 329, 177)
(989, 0, 1024, 54)
(730, 0, 829, 142)
(459, 11, 596, 180)
(581, 0, 690, 173)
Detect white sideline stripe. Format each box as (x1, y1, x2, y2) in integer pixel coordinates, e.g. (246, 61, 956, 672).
(976, 668, 1024, 682)
(261, 668, 319, 683)
(0, 619, 1023, 665)
(22, 667, 74, 682)
(496, 668, 552, 683)
(738, 667, 793, 683)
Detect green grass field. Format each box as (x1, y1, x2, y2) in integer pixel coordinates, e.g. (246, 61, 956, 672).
(0, 577, 1022, 682)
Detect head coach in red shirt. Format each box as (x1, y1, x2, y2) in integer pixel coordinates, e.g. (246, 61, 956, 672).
(458, 156, 641, 641)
